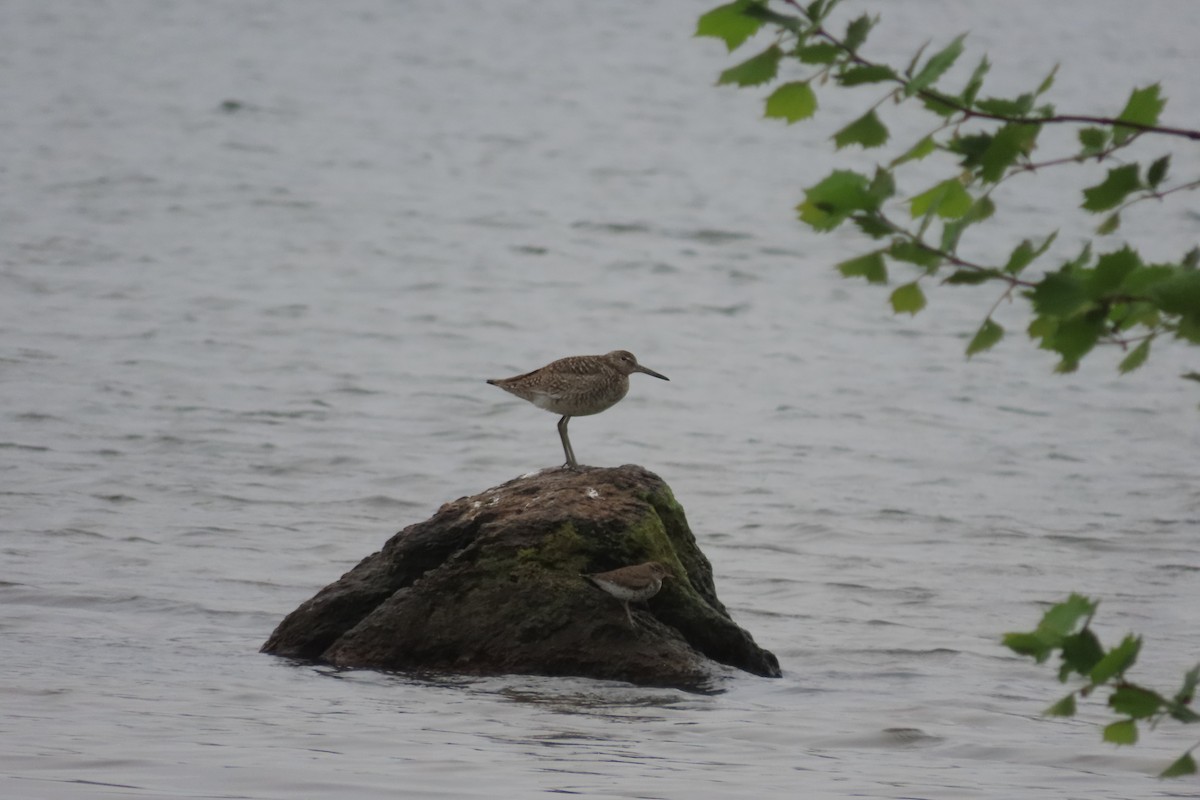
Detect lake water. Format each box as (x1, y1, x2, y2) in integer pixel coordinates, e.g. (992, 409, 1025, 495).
(3, 1, 1198, 797)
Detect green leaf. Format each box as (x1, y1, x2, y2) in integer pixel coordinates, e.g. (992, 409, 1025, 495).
(966, 318, 1004, 357)
(718, 45, 782, 86)
(1184, 371, 1200, 383)
(892, 135, 937, 167)
(1082, 164, 1143, 212)
(1036, 63, 1059, 96)
(961, 55, 990, 105)
(837, 251, 887, 284)
(1149, 271, 1200, 315)
(1108, 686, 1164, 719)
(888, 240, 941, 268)
(798, 170, 877, 231)
(833, 109, 889, 149)
(910, 179, 972, 219)
(795, 42, 841, 64)
(975, 94, 1035, 117)
(890, 282, 927, 315)
(1044, 693, 1076, 717)
(1102, 719, 1138, 746)
(696, 1, 764, 51)
(1097, 213, 1120, 235)
(1032, 273, 1090, 317)
(843, 14, 873, 53)
(1160, 751, 1198, 779)
(905, 33, 966, 96)
(1120, 264, 1176, 295)
(1090, 247, 1141, 295)
(838, 64, 898, 86)
(1003, 631, 1052, 663)
(1090, 634, 1142, 685)
(765, 81, 818, 123)
(1147, 155, 1170, 189)
(1078, 127, 1109, 155)
(944, 269, 997, 286)
(852, 213, 893, 240)
(1119, 339, 1152, 374)
(1005, 240, 1036, 275)
(980, 123, 1038, 183)
(948, 132, 991, 168)
(1114, 83, 1166, 144)
(1174, 664, 1199, 705)
(1038, 594, 1097, 639)
(1052, 312, 1105, 369)
(1059, 628, 1105, 679)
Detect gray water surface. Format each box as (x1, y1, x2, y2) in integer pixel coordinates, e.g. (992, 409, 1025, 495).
(3, 1, 1199, 798)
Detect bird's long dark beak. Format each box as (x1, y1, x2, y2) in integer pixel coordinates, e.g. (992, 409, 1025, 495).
(636, 365, 669, 381)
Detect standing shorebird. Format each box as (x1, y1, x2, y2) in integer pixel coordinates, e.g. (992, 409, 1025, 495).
(486, 350, 669, 470)
(583, 561, 673, 628)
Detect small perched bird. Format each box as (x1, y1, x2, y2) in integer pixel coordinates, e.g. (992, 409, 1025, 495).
(583, 561, 673, 628)
(486, 350, 669, 470)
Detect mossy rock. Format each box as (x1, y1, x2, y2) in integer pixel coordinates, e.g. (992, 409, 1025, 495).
(261, 465, 780, 688)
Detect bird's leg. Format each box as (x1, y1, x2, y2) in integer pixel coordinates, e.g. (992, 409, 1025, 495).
(624, 600, 636, 628)
(557, 415, 579, 470)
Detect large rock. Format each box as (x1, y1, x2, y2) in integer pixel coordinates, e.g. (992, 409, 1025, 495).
(261, 465, 781, 688)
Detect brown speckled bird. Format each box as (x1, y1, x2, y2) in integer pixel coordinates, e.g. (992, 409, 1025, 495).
(583, 561, 673, 627)
(486, 350, 668, 470)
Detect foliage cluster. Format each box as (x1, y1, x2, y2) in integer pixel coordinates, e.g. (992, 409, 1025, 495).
(1004, 594, 1199, 778)
(697, 0, 1200, 378)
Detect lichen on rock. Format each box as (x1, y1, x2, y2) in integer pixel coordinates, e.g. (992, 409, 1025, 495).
(261, 465, 780, 689)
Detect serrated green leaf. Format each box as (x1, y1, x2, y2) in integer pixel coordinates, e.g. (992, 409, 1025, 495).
(1053, 313, 1105, 367)
(892, 135, 937, 167)
(1108, 685, 1164, 719)
(910, 179, 972, 219)
(696, 1, 764, 51)
(852, 213, 893, 240)
(1038, 594, 1097, 639)
(836, 251, 887, 284)
(889, 240, 941, 268)
(1044, 693, 1076, 717)
(962, 55, 990, 105)
(1118, 339, 1152, 374)
(1060, 628, 1105, 678)
(947, 132, 991, 169)
(1089, 247, 1141, 295)
(890, 282, 927, 315)
(765, 81, 818, 123)
(1119, 265, 1176, 294)
(1097, 213, 1120, 235)
(1160, 751, 1198, 779)
(975, 94, 1035, 117)
(1078, 127, 1109, 155)
(966, 318, 1004, 356)
(718, 45, 782, 86)
(843, 14, 872, 53)
(833, 109, 889, 149)
(1003, 631, 1052, 663)
(1032, 273, 1090, 317)
(1090, 634, 1142, 685)
(838, 64, 898, 87)
(795, 42, 841, 64)
(905, 33, 965, 96)
(1114, 84, 1166, 144)
(980, 123, 1038, 183)
(1103, 719, 1138, 746)
(1082, 164, 1143, 212)
(1147, 155, 1170, 188)
(798, 170, 877, 231)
